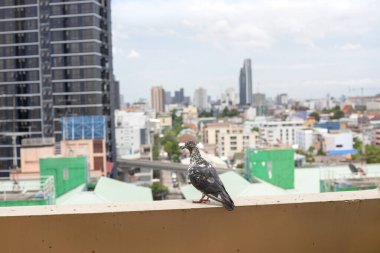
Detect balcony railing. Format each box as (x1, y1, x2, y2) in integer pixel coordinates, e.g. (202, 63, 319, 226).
(1, 189, 380, 252)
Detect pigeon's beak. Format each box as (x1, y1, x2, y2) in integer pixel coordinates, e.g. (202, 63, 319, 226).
(180, 145, 186, 150)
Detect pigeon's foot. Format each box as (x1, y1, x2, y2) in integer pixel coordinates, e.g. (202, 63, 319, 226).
(192, 196, 210, 203)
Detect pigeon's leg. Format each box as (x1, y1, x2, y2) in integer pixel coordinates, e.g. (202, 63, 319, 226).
(192, 194, 210, 203)
(205, 194, 224, 204)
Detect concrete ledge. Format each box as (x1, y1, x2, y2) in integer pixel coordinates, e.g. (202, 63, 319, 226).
(1, 190, 380, 252)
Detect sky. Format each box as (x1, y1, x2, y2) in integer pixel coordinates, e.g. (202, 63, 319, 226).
(111, 0, 380, 103)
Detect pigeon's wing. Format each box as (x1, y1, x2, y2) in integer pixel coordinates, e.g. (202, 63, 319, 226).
(189, 159, 225, 195)
(349, 163, 358, 173)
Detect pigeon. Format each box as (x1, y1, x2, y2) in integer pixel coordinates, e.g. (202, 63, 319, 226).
(181, 141, 235, 211)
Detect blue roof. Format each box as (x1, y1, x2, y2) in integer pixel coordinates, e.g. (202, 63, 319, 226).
(327, 149, 357, 155)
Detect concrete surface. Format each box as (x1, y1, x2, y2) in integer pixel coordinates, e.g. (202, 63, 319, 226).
(1, 190, 380, 253)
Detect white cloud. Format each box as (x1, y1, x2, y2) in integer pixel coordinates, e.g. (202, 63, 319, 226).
(341, 43, 362, 51)
(127, 50, 141, 59)
(112, 0, 379, 50)
(183, 0, 379, 49)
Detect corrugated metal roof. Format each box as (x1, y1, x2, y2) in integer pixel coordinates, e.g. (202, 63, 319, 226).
(95, 177, 153, 202)
(182, 164, 380, 200)
(56, 177, 153, 205)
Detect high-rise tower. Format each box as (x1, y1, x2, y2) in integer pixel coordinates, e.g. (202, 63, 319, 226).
(151, 86, 165, 113)
(0, 0, 119, 170)
(239, 58, 252, 106)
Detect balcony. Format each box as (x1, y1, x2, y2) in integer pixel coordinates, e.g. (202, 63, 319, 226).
(1, 189, 380, 252)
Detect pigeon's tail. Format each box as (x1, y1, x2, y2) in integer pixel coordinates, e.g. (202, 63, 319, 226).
(220, 188, 235, 211)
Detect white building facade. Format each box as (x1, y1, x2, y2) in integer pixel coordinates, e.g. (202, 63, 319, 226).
(115, 111, 150, 158)
(323, 131, 354, 155)
(295, 129, 314, 151)
(259, 121, 304, 146)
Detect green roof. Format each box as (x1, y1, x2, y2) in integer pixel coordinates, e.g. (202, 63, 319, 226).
(57, 177, 153, 205)
(95, 177, 153, 202)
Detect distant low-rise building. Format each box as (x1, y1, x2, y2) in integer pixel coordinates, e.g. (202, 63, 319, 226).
(60, 139, 107, 177)
(217, 131, 257, 159)
(182, 105, 198, 125)
(314, 120, 340, 132)
(295, 129, 314, 151)
(259, 121, 304, 146)
(157, 114, 172, 131)
(244, 107, 257, 121)
(372, 128, 380, 147)
(203, 123, 238, 145)
(322, 130, 355, 155)
(20, 138, 107, 178)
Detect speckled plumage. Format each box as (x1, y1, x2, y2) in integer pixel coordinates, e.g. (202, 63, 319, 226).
(181, 141, 235, 211)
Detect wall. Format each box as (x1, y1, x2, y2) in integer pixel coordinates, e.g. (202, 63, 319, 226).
(40, 157, 87, 197)
(61, 139, 106, 177)
(246, 148, 294, 189)
(1, 190, 380, 253)
(323, 132, 353, 153)
(20, 146, 55, 173)
(295, 129, 313, 151)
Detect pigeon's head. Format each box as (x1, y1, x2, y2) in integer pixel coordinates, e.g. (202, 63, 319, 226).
(181, 141, 197, 152)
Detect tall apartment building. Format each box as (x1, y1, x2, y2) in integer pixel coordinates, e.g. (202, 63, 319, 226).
(276, 93, 288, 105)
(0, 0, 119, 170)
(239, 58, 252, 106)
(193, 87, 208, 111)
(151, 86, 165, 113)
(221, 88, 239, 106)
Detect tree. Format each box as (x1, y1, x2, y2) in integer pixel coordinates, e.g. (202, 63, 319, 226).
(152, 133, 160, 160)
(308, 146, 316, 154)
(236, 163, 244, 169)
(152, 144, 159, 160)
(151, 182, 169, 200)
(331, 109, 344, 120)
(219, 107, 239, 118)
(199, 110, 213, 117)
(171, 110, 184, 135)
(365, 145, 380, 164)
(309, 112, 320, 122)
(352, 137, 363, 161)
(251, 127, 259, 132)
(160, 129, 181, 161)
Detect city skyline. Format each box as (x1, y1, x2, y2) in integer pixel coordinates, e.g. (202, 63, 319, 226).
(111, 0, 380, 102)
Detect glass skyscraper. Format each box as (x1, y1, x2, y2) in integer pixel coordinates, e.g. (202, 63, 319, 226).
(0, 0, 119, 170)
(239, 58, 252, 106)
